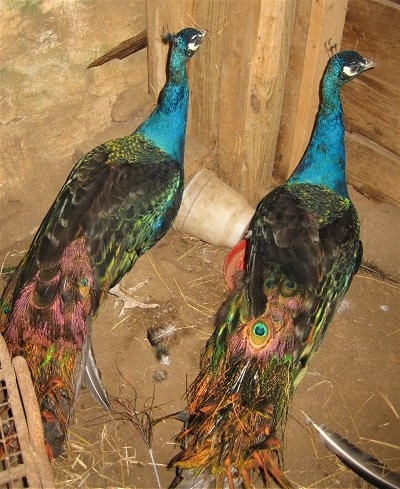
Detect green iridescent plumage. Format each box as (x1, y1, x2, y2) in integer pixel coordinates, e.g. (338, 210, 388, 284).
(169, 51, 374, 489)
(0, 27, 205, 458)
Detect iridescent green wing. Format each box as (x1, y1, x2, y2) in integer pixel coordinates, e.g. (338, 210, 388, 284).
(245, 184, 362, 383)
(15, 134, 182, 307)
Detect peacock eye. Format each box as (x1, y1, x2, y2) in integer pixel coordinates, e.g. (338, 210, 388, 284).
(265, 277, 276, 289)
(79, 277, 89, 287)
(281, 279, 298, 297)
(253, 322, 267, 337)
(249, 320, 270, 348)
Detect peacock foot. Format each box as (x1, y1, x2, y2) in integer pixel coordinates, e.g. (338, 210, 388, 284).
(109, 281, 159, 317)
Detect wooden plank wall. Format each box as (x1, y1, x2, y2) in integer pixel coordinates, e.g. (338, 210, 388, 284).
(341, 0, 400, 205)
(145, 0, 400, 206)
(255, 0, 400, 206)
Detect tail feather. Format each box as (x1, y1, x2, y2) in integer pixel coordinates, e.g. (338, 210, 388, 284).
(169, 284, 295, 488)
(0, 237, 108, 458)
(305, 414, 400, 489)
(74, 331, 110, 412)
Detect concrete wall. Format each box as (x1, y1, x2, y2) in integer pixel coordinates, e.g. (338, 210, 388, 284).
(0, 0, 148, 254)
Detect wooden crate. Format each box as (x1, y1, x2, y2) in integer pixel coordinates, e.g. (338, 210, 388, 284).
(0, 336, 55, 488)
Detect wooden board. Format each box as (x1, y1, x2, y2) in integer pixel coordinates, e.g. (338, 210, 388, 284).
(341, 0, 400, 205)
(341, 0, 400, 157)
(346, 132, 400, 206)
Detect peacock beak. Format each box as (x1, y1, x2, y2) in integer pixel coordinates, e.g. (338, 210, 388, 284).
(196, 30, 207, 44)
(361, 57, 375, 71)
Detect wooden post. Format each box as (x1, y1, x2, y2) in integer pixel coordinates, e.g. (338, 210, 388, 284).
(241, 0, 296, 202)
(195, 0, 297, 204)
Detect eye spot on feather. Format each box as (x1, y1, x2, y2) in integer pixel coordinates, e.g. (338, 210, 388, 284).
(254, 322, 267, 337)
(281, 279, 298, 297)
(264, 277, 276, 291)
(248, 321, 270, 348)
(78, 277, 90, 298)
(2, 304, 11, 315)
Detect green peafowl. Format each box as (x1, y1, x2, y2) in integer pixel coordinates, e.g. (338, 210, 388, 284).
(168, 50, 374, 488)
(0, 27, 205, 459)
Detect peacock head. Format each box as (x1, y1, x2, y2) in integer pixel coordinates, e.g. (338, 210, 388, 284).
(327, 50, 375, 86)
(164, 28, 206, 60)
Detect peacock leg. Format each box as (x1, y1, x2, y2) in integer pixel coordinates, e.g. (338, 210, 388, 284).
(253, 448, 293, 489)
(109, 280, 159, 317)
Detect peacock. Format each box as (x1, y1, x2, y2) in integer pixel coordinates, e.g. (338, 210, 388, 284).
(168, 50, 374, 488)
(0, 27, 205, 459)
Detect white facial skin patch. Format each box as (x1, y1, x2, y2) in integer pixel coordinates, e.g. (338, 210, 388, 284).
(188, 38, 200, 52)
(188, 31, 206, 52)
(342, 64, 359, 77)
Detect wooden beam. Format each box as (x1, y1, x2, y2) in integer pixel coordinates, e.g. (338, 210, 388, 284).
(213, 0, 262, 194)
(245, 0, 297, 202)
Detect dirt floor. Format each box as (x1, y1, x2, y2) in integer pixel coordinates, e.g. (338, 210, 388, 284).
(1, 223, 399, 489)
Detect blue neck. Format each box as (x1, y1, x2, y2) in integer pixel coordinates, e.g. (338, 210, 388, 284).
(135, 60, 189, 163)
(288, 83, 348, 197)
